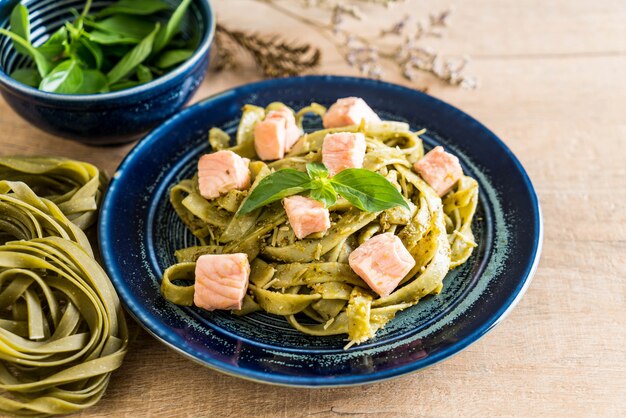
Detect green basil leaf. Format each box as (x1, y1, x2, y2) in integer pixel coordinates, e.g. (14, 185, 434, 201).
(10, 4, 30, 56)
(67, 7, 81, 21)
(80, 0, 94, 18)
(97, 0, 170, 17)
(101, 44, 133, 59)
(78, 37, 103, 69)
(307, 164, 335, 207)
(330, 168, 410, 212)
(136, 64, 153, 83)
(0, 29, 52, 76)
(152, 0, 192, 55)
(10, 68, 41, 87)
(107, 23, 159, 84)
(86, 30, 140, 45)
(306, 162, 329, 179)
(309, 184, 337, 208)
(37, 27, 67, 61)
(39, 59, 84, 94)
(74, 69, 108, 94)
(153, 48, 194, 69)
(84, 15, 156, 39)
(238, 169, 311, 215)
(166, 37, 194, 49)
(108, 79, 141, 91)
(65, 19, 82, 41)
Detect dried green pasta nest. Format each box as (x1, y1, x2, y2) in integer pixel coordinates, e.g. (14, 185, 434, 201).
(0, 157, 106, 231)
(162, 103, 478, 348)
(0, 162, 127, 416)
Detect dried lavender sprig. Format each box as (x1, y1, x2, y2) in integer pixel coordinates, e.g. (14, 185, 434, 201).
(380, 14, 409, 36)
(227, 1, 476, 88)
(401, 48, 477, 88)
(303, 0, 404, 8)
(429, 8, 452, 27)
(338, 6, 476, 88)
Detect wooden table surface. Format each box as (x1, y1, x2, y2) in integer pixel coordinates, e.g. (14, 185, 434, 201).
(1, 0, 625, 416)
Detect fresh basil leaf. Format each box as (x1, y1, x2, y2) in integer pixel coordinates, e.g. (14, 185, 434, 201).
(97, 0, 170, 17)
(10, 4, 30, 56)
(309, 184, 337, 208)
(86, 30, 141, 45)
(10, 68, 41, 87)
(84, 15, 156, 39)
(64, 20, 83, 43)
(166, 37, 194, 49)
(107, 23, 159, 84)
(136, 64, 153, 83)
(80, 0, 93, 18)
(152, 0, 192, 55)
(108, 79, 141, 91)
(238, 169, 311, 215)
(101, 44, 133, 59)
(153, 48, 194, 69)
(330, 168, 410, 212)
(0, 29, 52, 76)
(306, 162, 329, 179)
(307, 164, 335, 207)
(78, 37, 103, 68)
(37, 27, 67, 61)
(39, 59, 84, 94)
(67, 8, 82, 22)
(74, 69, 108, 94)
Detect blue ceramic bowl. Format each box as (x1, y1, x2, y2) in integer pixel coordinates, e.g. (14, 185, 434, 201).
(0, 0, 214, 145)
(100, 76, 543, 386)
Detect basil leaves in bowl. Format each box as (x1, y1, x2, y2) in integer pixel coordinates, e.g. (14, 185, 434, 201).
(0, 0, 214, 145)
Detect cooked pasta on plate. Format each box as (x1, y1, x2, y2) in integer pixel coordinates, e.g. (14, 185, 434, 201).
(159, 96, 478, 348)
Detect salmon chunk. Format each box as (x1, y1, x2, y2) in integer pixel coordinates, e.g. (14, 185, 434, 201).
(198, 150, 251, 200)
(282, 195, 331, 239)
(322, 132, 367, 176)
(268, 109, 302, 151)
(413, 146, 463, 196)
(254, 109, 302, 160)
(254, 117, 285, 160)
(322, 97, 381, 128)
(348, 232, 416, 297)
(194, 253, 250, 311)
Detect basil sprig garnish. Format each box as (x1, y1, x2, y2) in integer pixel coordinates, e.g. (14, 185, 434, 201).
(238, 163, 409, 215)
(0, 0, 196, 94)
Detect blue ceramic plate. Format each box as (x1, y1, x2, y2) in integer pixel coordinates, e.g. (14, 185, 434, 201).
(99, 76, 542, 387)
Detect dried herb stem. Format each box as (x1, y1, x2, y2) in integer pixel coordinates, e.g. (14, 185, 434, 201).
(215, 0, 476, 89)
(216, 24, 321, 77)
(257, 0, 336, 43)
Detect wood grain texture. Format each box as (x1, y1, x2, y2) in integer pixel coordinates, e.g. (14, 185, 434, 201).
(1, 0, 625, 416)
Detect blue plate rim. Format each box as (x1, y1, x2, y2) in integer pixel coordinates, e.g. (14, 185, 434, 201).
(99, 75, 543, 387)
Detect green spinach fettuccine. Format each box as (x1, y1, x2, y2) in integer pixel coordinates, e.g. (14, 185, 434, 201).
(0, 159, 128, 417)
(161, 103, 479, 348)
